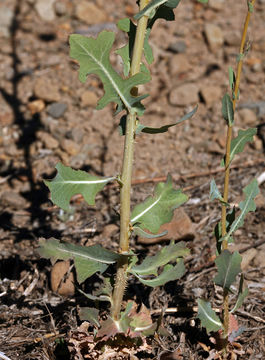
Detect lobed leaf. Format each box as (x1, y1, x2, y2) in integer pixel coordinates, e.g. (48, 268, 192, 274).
(132, 260, 186, 287)
(38, 237, 124, 283)
(222, 93, 234, 126)
(221, 128, 257, 167)
(69, 31, 150, 115)
(136, 105, 197, 134)
(214, 250, 242, 290)
(197, 299, 223, 333)
(44, 163, 115, 212)
(130, 174, 188, 234)
(221, 179, 259, 241)
(131, 241, 189, 276)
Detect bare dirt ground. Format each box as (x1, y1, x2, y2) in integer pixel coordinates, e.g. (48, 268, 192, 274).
(0, 0, 264, 359)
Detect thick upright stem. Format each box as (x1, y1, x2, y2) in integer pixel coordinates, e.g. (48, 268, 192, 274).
(111, 0, 150, 321)
(220, 0, 255, 348)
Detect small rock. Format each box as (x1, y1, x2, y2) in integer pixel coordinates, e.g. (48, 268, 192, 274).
(75, 1, 107, 25)
(169, 83, 199, 106)
(60, 138, 80, 156)
(102, 224, 119, 239)
(27, 99, 45, 115)
(0, 6, 13, 38)
(200, 85, 222, 106)
(54, 1, 67, 16)
(224, 31, 241, 46)
(169, 54, 190, 76)
(204, 23, 224, 52)
(1, 191, 28, 210)
(51, 260, 75, 296)
(47, 102, 67, 118)
(138, 208, 194, 244)
(80, 90, 98, 108)
(38, 131, 59, 149)
(238, 108, 257, 126)
(252, 135, 263, 151)
(254, 193, 265, 208)
(35, 0, 56, 22)
(34, 77, 60, 102)
(241, 248, 258, 271)
(208, 0, 225, 10)
(71, 127, 85, 143)
(168, 40, 187, 54)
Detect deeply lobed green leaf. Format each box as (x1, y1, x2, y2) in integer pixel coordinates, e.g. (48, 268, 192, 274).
(214, 250, 242, 290)
(197, 299, 223, 333)
(69, 31, 150, 115)
(130, 174, 188, 234)
(44, 163, 115, 212)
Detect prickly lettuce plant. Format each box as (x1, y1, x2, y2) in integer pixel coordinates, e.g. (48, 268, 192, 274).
(38, 0, 204, 338)
(197, 0, 259, 354)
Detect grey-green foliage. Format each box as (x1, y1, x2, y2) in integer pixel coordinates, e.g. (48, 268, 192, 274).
(222, 93, 234, 126)
(197, 299, 223, 334)
(214, 250, 242, 290)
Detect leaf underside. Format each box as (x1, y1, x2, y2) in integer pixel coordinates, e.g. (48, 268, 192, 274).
(214, 250, 242, 289)
(44, 163, 114, 212)
(197, 299, 223, 333)
(130, 174, 188, 234)
(222, 93, 234, 126)
(69, 31, 150, 115)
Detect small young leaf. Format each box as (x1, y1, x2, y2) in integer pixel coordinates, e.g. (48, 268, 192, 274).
(131, 241, 189, 276)
(132, 226, 168, 239)
(222, 179, 259, 241)
(197, 0, 208, 3)
(214, 208, 236, 254)
(210, 179, 222, 201)
(79, 307, 100, 326)
(69, 31, 150, 115)
(221, 128, 257, 167)
(228, 66, 235, 91)
(129, 304, 154, 335)
(197, 299, 223, 333)
(38, 238, 124, 283)
(136, 105, 198, 134)
(230, 282, 248, 314)
(133, 260, 185, 287)
(44, 163, 115, 212)
(78, 288, 112, 304)
(131, 174, 188, 234)
(134, 0, 181, 21)
(214, 250, 242, 289)
(222, 93, 234, 126)
(247, 1, 254, 13)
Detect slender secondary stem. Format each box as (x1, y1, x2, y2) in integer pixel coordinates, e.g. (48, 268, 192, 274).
(111, 0, 150, 321)
(221, 0, 255, 349)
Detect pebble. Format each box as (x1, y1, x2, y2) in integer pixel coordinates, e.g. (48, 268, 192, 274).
(169, 54, 190, 76)
(169, 83, 199, 106)
(35, 0, 56, 22)
(54, 1, 67, 16)
(51, 260, 75, 296)
(0, 6, 13, 38)
(208, 0, 225, 10)
(27, 99, 45, 115)
(34, 77, 60, 102)
(60, 138, 80, 156)
(204, 23, 224, 52)
(37, 131, 59, 149)
(101, 224, 119, 239)
(137, 208, 194, 244)
(238, 108, 257, 126)
(75, 1, 107, 25)
(80, 90, 98, 108)
(47, 102, 67, 118)
(200, 85, 222, 107)
(241, 248, 258, 271)
(167, 40, 187, 54)
(0, 191, 28, 210)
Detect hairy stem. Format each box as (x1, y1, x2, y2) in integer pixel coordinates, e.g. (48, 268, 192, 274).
(221, 0, 255, 348)
(111, 0, 150, 321)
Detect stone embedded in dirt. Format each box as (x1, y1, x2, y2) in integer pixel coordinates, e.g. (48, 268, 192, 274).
(238, 108, 257, 126)
(0, 191, 28, 210)
(208, 0, 225, 10)
(254, 193, 265, 208)
(241, 248, 258, 271)
(200, 85, 222, 107)
(37, 131, 59, 149)
(167, 40, 187, 54)
(0, 6, 13, 38)
(224, 30, 241, 46)
(47, 102, 67, 118)
(169, 83, 199, 106)
(60, 138, 80, 156)
(204, 23, 224, 52)
(80, 90, 98, 108)
(54, 0, 67, 16)
(75, 1, 107, 25)
(35, 0, 56, 22)
(169, 54, 190, 76)
(102, 224, 119, 239)
(27, 99, 45, 115)
(137, 208, 194, 244)
(34, 77, 60, 103)
(51, 260, 75, 296)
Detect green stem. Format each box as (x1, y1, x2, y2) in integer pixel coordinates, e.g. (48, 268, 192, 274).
(111, 0, 150, 321)
(220, 0, 255, 351)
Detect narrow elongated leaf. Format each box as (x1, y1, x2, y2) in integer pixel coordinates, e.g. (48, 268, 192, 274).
(231, 285, 248, 313)
(69, 31, 150, 115)
(214, 208, 236, 254)
(210, 179, 222, 201)
(134, 0, 181, 20)
(38, 238, 123, 283)
(133, 260, 185, 287)
(222, 93, 234, 126)
(136, 106, 197, 134)
(131, 175, 188, 234)
(131, 241, 189, 276)
(44, 163, 115, 212)
(132, 226, 168, 239)
(222, 179, 259, 241)
(228, 66, 235, 91)
(78, 288, 112, 304)
(197, 299, 223, 333)
(214, 250, 242, 289)
(221, 128, 257, 167)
